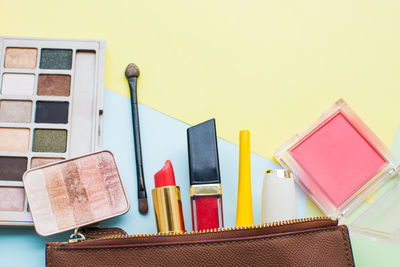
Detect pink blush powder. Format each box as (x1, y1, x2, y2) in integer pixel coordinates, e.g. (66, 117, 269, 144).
(290, 113, 387, 207)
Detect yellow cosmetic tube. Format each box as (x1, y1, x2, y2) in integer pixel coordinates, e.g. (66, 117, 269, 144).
(235, 130, 254, 226)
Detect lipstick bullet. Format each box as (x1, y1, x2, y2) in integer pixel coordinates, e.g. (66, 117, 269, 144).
(187, 119, 224, 231)
(152, 160, 185, 233)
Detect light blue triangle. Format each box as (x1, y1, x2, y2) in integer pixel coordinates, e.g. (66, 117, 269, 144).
(101, 89, 307, 233)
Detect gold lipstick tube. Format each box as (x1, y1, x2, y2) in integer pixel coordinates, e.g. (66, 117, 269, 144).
(152, 186, 185, 233)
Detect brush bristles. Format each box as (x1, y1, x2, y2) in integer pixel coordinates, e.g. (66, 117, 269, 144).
(125, 63, 140, 78)
(138, 198, 148, 214)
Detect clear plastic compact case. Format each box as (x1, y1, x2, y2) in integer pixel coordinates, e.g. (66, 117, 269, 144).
(274, 99, 400, 242)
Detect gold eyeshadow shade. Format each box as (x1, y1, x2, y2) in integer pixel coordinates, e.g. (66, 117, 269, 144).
(0, 128, 30, 152)
(23, 151, 129, 236)
(4, 48, 37, 69)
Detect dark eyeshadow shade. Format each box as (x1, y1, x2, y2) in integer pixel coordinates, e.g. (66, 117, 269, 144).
(40, 49, 72, 70)
(0, 157, 27, 181)
(33, 129, 67, 153)
(38, 74, 71, 96)
(35, 101, 69, 124)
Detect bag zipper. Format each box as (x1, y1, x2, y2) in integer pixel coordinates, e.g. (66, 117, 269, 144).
(68, 228, 86, 243)
(68, 216, 333, 244)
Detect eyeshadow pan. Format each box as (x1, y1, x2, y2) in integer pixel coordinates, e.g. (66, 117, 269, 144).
(4, 48, 37, 69)
(37, 74, 71, 96)
(40, 49, 72, 70)
(31, 157, 64, 168)
(35, 101, 69, 124)
(24, 151, 129, 236)
(0, 128, 30, 152)
(0, 187, 25, 212)
(33, 129, 67, 153)
(0, 100, 32, 123)
(61, 161, 94, 225)
(290, 113, 387, 207)
(70, 51, 97, 155)
(0, 157, 27, 181)
(1, 73, 35, 95)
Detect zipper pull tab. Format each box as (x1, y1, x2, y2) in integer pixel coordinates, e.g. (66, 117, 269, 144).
(68, 228, 86, 244)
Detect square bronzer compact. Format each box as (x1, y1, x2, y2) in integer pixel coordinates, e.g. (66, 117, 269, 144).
(275, 99, 400, 242)
(0, 36, 105, 226)
(23, 151, 129, 236)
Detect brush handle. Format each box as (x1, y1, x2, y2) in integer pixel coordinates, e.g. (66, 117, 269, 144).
(128, 77, 147, 199)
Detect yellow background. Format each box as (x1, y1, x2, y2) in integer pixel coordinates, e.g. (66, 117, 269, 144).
(2, 1, 400, 265)
(2, 0, 399, 159)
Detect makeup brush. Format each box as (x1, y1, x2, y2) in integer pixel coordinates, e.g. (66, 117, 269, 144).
(125, 63, 148, 214)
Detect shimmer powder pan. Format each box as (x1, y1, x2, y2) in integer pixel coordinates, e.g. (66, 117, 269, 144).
(274, 99, 399, 221)
(0, 36, 106, 226)
(24, 151, 129, 236)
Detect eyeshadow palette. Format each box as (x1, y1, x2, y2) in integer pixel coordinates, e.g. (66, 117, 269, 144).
(274, 99, 400, 240)
(24, 151, 129, 236)
(0, 36, 106, 226)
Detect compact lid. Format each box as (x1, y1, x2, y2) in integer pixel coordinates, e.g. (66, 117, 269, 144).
(187, 118, 221, 185)
(274, 99, 400, 241)
(343, 173, 400, 243)
(23, 150, 129, 236)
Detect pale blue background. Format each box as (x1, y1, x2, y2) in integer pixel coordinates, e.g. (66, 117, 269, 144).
(0, 89, 307, 266)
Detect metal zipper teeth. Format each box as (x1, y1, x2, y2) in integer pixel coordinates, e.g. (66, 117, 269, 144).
(71, 216, 333, 243)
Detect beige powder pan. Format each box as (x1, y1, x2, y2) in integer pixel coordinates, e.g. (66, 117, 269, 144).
(0, 100, 32, 123)
(0, 36, 106, 226)
(0, 187, 25, 212)
(4, 48, 37, 69)
(24, 151, 129, 236)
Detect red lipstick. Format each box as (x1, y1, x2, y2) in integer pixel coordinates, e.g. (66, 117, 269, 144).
(187, 119, 224, 231)
(152, 161, 185, 233)
(154, 160, 176, 187)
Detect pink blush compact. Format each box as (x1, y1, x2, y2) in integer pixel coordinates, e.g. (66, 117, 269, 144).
(275, 99, 399, 219)
(290, 113, 387, 207)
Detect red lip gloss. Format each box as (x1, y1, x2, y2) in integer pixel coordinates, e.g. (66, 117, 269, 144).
(152, 160, 185, 233)
(187, 119, 223, 231)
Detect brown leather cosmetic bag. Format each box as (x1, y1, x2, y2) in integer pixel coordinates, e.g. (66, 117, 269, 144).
(46, 217, 354, 267)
